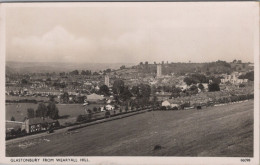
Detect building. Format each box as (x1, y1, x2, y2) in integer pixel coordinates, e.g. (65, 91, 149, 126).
(105, 75, 110, 87)
(105, 104, 115, 111)
(86, 93, 104, 102)
(157, 64, 162, 77)
(220, 73, 248, 84)
(162, 100, 180, 109)
(22, 117, 59, 134)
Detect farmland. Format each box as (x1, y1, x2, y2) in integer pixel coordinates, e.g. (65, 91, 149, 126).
(6, 100, 253, 157)
(6, 103, 128, 126)
(6, 103, 86, 122)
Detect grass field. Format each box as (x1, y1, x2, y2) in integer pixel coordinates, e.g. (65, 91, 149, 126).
(5, 103, 107, 122)
(6, 103, 128, 126)
(6, 100, 253, 157)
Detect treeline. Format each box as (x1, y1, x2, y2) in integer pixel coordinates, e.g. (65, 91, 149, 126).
(136, 60, 233, 75)
(59, 70, 100, 76)
(239, 71, 254, 81)
(26, 98, 59, 120)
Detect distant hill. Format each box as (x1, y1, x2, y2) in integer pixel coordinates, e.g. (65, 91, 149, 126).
(6, 66, 16, 75)
(6, 61, 135, 74)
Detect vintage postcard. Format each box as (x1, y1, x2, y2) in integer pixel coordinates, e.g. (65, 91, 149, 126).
(0, 1, 259, 165)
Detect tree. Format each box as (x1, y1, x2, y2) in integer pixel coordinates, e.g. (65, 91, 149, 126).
(76, 115, 84, 122)
(198, 83, 204, 91)
(171, 87, 182, 98)
(21, 79, 28, 85)
(120, 65, 126, 69)
(93, 72, 100, 76)
(27, 108, 35, 118)
(47, 101, 59, 119)
(99, 85, 109, 96)
(112, 79, 125, 96)
(239, 71, 254, 81)
(35, 103, 48, 118)
(60, 92, 69, 103)
(87, 109, 92, 120)
(189, 85, 198, 94)
(208, 83, 220, 92)
(81, 70, 87, 75)
(120, 86, 132, 101)
(131, 86, 139, 96)
(11, 116, 15, 121)
(70, 70, 79, 75)
(184, 77, 193, 86)
(93, 107, 98, 113)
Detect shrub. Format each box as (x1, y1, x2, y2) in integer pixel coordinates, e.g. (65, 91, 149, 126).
(105, 111, 111, 118)
(208, 83, 220, 92)
(11, 116, 15, 121)
(161, 106, 167, 110)
(76, 115, 84, 122)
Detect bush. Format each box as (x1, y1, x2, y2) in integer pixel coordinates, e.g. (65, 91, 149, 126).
(208, 83, 220, 92)
(11, 116, 15, 121)
(161, 106, 167, 110)
(105, 111, 111, 118)
(76, 115, 84, 122)
(196, 106, 202, 110)
(180, 102, 190, 109)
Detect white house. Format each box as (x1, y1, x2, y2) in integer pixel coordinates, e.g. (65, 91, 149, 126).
(162, 100, 171, 107)
(105, 105, 115, 111)
(162, 100, 179, 109)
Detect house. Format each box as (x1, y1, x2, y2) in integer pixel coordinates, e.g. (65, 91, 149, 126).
(87, 93, 104, 102)
(221, 73, 248, 84)
(162, 100, 171, 107)
(105, 105, 115, 110)
(162, 100, 180, 109)
(22, 117, 59, 134)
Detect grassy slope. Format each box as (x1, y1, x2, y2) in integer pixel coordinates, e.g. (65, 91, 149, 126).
(6, 100, 253, 157)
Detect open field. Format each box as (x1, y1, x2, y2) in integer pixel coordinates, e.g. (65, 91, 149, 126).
(6, 100, 253, 157)
(6, 103, 107, 122)
(6, 103, 129, 126)
(6, 103, 86, 122)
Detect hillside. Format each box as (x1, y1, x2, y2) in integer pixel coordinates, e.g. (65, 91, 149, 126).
(6, 100, 253, 156)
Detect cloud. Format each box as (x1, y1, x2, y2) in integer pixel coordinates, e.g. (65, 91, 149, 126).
(10, 26, 90, 62)
(9, 25, 153, 63)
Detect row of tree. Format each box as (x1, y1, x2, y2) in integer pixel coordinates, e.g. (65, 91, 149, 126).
(183, 73, 222, 86)
(27, 99, 59, 119)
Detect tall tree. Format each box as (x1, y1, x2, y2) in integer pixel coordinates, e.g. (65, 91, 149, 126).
(208, 83, 220, 92)
(121, 86, 132, 101)
(10, 116, 15, 121)
(60, 92, 69, 103)
(112, 79, 125, 96)
(47, 101, 59, 119)
(27, 108, 35, 118)
(35, 103, 48, 118)
(99, 85, 110, 96)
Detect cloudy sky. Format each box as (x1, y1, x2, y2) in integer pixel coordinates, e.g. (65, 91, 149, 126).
(5, 2, 257, 64)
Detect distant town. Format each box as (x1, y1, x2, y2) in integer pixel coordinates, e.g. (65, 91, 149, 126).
(5, 59, 254, 140)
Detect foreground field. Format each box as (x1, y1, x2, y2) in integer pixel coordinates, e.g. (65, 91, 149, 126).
(6, 100, 253, 157)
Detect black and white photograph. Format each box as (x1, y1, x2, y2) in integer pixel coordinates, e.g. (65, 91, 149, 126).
(0, 1, 259, 164)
